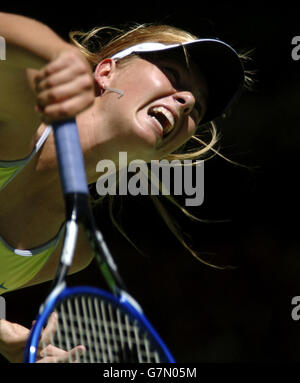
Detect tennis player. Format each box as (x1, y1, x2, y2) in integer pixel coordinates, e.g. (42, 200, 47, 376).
(0, 12, 244, 362)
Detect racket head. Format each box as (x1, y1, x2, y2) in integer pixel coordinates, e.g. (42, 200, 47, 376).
(24, 285, 175, 363)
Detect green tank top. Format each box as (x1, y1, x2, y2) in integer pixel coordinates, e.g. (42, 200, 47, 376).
(0, 126, 64, 294)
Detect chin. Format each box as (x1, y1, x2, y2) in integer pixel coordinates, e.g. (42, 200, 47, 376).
(134, 117, 163, 146)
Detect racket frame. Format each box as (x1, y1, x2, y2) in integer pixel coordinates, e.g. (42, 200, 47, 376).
(24, 285, 175, 363)
(23, 119, 175, 363)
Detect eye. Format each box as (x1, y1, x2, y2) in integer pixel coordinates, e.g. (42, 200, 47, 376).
(161, 67, 180, 85)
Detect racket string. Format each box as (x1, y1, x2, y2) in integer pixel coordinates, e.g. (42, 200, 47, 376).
(41, 294, 161, 363)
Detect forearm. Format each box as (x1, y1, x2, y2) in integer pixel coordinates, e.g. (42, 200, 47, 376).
(0, 12, 72, 69)
(0, 318, 30, 363)
(0, 319, 11, 361)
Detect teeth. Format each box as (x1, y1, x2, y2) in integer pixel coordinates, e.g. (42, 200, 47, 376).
(149, 106, 175, 136)
(153, 107, 175, 128)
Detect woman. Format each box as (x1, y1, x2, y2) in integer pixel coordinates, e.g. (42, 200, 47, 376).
(0, 12, 244, 362)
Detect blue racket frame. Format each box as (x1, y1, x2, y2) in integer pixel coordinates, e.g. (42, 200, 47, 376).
(24, 285, 175, 363)
(24, 119, 175, 363)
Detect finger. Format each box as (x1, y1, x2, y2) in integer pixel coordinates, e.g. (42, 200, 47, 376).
(35, 68, 76, 93)
(36, 73, 94, 107)
(39, 343, 66, 359)
(35, 51, 90, 85)
(38, 344, 86, 363)
(67, 345, 86, 363)
(41, 91, 94, 122)
(41, 312, 58, 345)
(35, 55, 73, 83)
(35, 64, 93, 93)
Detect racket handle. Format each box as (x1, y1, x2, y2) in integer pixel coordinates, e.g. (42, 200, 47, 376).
(52, 119, 89, 195)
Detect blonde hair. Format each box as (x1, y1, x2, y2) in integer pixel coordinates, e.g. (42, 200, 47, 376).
(69, 24, 246, 269)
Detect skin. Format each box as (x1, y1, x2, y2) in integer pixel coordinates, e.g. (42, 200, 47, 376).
(0, 38, 207, 362)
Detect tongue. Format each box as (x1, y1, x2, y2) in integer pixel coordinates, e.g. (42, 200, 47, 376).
(150, 111, 171, 136)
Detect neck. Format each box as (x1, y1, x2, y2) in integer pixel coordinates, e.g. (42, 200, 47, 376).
(75, 99, 126, 183)
(35, 98, 125, 198)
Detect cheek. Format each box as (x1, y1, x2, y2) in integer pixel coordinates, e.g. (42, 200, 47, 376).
(178, 117, 197, 143)
(131, 65, 171, 97)
(104, 98, 160, 156)
(158, 118, 196, 158)
(188, 120, 198, 141)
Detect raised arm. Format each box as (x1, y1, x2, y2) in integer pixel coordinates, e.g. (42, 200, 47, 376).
(0, 12, 71, 69)
(0, 12, 94, 159)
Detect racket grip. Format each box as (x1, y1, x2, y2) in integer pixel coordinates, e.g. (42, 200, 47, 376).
(52, 119, 89, 195)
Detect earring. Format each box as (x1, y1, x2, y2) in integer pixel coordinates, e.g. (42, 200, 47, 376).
(101, 83, 124, 98)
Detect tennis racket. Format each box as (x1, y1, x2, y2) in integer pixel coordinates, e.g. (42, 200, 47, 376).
(23, 119, 175, 363)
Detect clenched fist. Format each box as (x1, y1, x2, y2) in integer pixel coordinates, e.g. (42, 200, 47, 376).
(34, 48, 95, 123)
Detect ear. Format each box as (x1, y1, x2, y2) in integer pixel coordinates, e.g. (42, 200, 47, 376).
(94, 58, 116, 96)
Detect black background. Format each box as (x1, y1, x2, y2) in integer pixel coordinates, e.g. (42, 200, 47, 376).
(1, 1, 300, 364)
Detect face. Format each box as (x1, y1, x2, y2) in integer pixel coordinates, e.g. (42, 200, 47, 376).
(94, 52, 207, 163)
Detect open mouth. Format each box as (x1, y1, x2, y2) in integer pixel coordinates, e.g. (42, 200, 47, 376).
(148, 106, 176, 137)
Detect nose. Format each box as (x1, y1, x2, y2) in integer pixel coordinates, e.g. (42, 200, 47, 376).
(173, 91, 195, 116)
